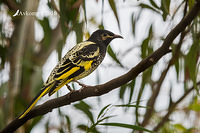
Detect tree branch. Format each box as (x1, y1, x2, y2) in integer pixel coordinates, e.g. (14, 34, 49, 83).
(1, 1, 200, 133)
(141, 17, 189, 127)
(153, 82, 200, 132)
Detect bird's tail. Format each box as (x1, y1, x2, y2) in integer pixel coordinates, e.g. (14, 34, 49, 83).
(18, 87, 50, 119)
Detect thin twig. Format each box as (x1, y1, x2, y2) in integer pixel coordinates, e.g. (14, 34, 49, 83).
(140, 1, 194, 126)
(153, 82, 200, 132)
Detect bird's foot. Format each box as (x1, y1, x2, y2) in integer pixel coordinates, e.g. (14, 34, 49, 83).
(65, 84, 74, 92)
(66, 84, 76, 98)
(73, 80, 92, 92)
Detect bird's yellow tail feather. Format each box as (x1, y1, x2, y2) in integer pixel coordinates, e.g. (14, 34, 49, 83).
(18, 87, 50, 119)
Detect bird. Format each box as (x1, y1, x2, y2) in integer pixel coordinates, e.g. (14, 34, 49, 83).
(18, 29, 123, 119)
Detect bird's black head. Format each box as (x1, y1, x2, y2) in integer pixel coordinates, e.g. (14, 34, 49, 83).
(88, 30, 123, 46)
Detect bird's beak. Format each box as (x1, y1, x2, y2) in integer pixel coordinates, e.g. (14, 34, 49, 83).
(113, 34, 123, 39)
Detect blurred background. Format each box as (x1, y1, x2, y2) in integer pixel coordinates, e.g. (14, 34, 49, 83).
(0, 0, 200, 132)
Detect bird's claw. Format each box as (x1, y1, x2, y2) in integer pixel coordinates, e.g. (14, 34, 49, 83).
(66, 84, 74, 92)
(72, 80, 92, 92)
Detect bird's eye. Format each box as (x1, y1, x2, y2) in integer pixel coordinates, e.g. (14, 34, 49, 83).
(102, 33, 108, 37)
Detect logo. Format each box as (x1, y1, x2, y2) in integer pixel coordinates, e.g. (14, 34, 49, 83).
(13, 9, 58, 17)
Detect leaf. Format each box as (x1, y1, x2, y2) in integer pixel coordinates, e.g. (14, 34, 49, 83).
(97, 104, 112, 120)
(174, 124, 187, 132)
(107, 45, 123, 67)
(188, 0, 195, 10)
(98, 24, 104, 30)
(91, 115, 116, 130)
(56, 39, 64, 60)
(39, 17, 52, 48)
(119, 84, 127, 101)
(128, 79, 135, 103)
(90, 104, 115, 131)
(149, 0, 160, 10)
(185, 43, 198, 91)
(101, 0, 104, 25)
(108, 0, 121, 31)
(139, 3, 160, 14)
(161, 0, 171, 13)
(82, 0, 87, 25)
(131, 13, 136, 37)
(74, 22, 83, 43)
(119, 80, 135, 103)
(189, 97, 200, 111)
(77, 124, 89, 131)
(73, 101, 94, 124)
(115, 104, 150, 109)
(59, 0, 68, 36)
(141, 25, 153, 59)
(141, 38, 149, 59)
(65, 115, 72, 133)
(161, 0, 171, 21)
(172, 43, 180, 79)
(100, 122, 155, 133)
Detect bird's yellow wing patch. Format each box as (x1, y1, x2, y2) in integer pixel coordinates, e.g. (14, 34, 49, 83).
(79, 60, 93, 70)
(56, 66, 80, 80)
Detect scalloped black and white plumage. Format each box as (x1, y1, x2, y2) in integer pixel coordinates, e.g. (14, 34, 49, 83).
(19, 29, 123, 119)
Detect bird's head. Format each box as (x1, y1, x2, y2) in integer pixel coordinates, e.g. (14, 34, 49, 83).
(88, 30, 123, 46)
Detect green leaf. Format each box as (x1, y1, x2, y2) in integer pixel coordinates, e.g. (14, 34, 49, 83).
(161, 0, 171, 21)
(77, 124, 89, 132)
(78, 123, 100, 133)
(188, 0, 195, 10)
(100, 122, 155, 133)
(108, 0, 121, 31)
(128, 79, 135, 103)
(97, 104, 112, 120)
(101, 0, 104, 25)
(149, 0, 160, 10)
(115, 104, 150, 109)
(98, 24, 104, 30)
(39, 17, 52, 48)
(56, 39, 65, 61)
(172, 43, 180, 79)
(131, 13, 136, 37)
(119, 80, 135, 103)
(139, 3, 160, 14)
(186, 43, 198, 91)
(189, 97, 200, 111)
(141, 25, 153, 59)
(119, 84, 127, 101)
(73, 101, 94, 124)
(65, 115, 72, 133)
(107, 45, 123, 67)
(161, 0, 171, 13)
(91, 115, 116, 130)
(74, 22, 83, 43)
(141, 38, 149, 59)
(82, 0, 87, 25)
(59, 0, 69, 37)
(174, 124, 187, 132)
